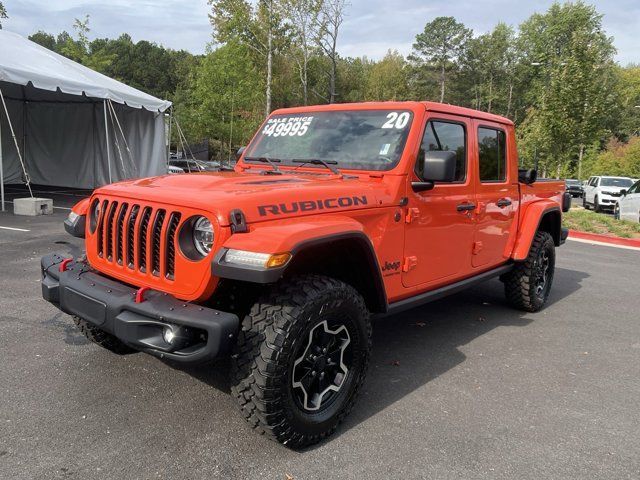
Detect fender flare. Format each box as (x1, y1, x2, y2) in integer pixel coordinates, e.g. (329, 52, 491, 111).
(512, 201, 561, 261)
(211, 217, 387, 312)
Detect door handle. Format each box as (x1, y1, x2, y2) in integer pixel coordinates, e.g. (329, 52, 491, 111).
(456, 202, 476, 212)
(496, 198, 512, 208)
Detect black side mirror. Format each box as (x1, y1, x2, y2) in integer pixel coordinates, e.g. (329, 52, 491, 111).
(236, 146, 246, 161)
(620, 189, 627, 196)
(413, 151, 457, 192)
(518, 168, 537, 185)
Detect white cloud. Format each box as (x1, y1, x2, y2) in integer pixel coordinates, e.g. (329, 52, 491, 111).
(2, 0, 638, 64)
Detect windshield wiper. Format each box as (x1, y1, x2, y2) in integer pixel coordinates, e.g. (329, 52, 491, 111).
(244, 156, 282, 174)
(292, 158, 340, 175)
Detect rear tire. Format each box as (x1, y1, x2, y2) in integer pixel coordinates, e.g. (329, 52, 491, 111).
(582, 195, 589, 209)
(73, 316, 137, 354)
(230, 275, 372, 449)
(502, 231, 555, 313)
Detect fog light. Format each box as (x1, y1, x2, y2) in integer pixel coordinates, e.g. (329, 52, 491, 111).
(163, 326, 176, 344)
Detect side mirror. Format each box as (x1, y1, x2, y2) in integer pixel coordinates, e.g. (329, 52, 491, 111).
(518, 168, 537, 185)
(236, 146, 246, 161)
(413, 151, 457, 192)
(620, 189, 627, 196)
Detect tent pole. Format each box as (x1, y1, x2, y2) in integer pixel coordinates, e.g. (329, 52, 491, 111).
(167, 108, 172, 167)
(1, 110, 4, 212)
(0, 87, 32, 198)
(103, 100, 112, 183)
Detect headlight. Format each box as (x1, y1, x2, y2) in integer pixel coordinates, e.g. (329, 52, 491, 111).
(89, 199, 101, 233)
(224, 249, 291, 269)
(193, 216, 214, 256)
(67, 211, 79, 223)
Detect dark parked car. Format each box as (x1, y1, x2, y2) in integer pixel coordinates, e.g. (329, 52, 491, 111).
(565, 179, 584, 197)
(169, 159, 221, 172)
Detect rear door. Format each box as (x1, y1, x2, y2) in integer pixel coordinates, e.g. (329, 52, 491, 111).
(402, 114, 477, 288)
(471, 121, 519, 269)
(620, 181, 640, 221)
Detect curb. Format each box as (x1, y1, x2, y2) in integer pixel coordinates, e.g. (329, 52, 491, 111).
(568, 230, 640, 248)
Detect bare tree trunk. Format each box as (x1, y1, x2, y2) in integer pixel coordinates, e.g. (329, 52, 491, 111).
(487, 75, 493, 113)
(578, 143, 584, 180)
(329, 54, 336, 103)
(266, 18, 272, 116)
(302, 55, 308, 105)
(439, 64, 445, 103)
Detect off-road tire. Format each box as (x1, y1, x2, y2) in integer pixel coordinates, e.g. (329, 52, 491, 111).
(73, 316, 137, 354)
(230, 275, 372, 449)
(502, 231, 555, 313)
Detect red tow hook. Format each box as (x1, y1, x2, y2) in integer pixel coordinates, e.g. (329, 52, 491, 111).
(59, 258, 73, 272)
(135, 286, 151, 303)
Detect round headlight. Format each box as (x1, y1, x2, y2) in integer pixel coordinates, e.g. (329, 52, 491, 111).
(89, 199, 101, 233)
(193, 216, 214, 256)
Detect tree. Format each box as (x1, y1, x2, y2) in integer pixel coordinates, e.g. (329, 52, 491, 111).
(411, 16, 472, 103)
(364, 50, 408, 101)
(281, 0, 323, 105)
(518, 1, 618, 178)
(0, 2, 7, 29)
(316, 0, 348, 103)
(209, 0, 286, 115)
(174, 42, 264, 159)
(60, 15, 115, 72)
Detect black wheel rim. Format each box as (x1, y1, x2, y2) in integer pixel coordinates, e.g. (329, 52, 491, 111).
(292, 320, 352, 412)
(534, 249, 551, 297)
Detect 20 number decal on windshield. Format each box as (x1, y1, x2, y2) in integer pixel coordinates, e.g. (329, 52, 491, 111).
(382, 112, 410, 129)
(262, 117, 313, 137)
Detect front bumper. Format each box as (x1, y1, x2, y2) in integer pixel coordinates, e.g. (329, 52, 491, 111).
(41, 253, 239, 364)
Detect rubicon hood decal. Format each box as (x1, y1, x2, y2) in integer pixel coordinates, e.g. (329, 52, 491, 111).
(258, 196, 368, 216)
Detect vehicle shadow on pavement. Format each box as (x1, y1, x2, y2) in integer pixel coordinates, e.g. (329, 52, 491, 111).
(157, 266, 588, 449)
(324, 266, 589, 445)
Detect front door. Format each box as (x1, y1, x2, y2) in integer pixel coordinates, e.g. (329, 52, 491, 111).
(402, 115, 477, 288)
(471, 122, 519, 268)
(620, 181, 640, 221)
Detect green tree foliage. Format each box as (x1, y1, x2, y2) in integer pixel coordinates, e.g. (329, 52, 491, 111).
(0, 1, 8, 29)
(410, 16, 472, 103)
(583, 137, 640, 178)
(60, 15, 115, 72)
(516, 2, 617, 178)
(364, 50, 408, 101)
(174, 42, 264, 161)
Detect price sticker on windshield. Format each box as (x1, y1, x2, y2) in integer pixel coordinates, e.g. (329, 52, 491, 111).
(381, 111, 411, 129)
(263, 116, 314, 137)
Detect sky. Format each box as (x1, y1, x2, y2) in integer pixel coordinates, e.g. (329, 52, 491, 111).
(3, 0, 639, 65)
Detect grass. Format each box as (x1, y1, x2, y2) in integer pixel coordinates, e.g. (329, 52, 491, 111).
(563, 207, 640, 239)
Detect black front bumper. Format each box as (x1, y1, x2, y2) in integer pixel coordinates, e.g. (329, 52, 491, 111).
(41, 253, 239, 364)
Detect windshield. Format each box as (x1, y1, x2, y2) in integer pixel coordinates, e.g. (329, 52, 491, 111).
(245, 110, 414, 171)
(601, 177, 633, 187)
(565, 179, 580, 186)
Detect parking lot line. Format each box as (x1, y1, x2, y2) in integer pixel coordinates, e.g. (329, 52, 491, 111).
(0, 225, 30, 232)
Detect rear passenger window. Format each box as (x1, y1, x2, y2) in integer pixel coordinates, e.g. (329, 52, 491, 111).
(417, 121, 466, 182)
(478, 127, 507, 182)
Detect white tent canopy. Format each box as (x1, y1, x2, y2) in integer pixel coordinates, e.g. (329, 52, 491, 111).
(0, 30, 172, 209)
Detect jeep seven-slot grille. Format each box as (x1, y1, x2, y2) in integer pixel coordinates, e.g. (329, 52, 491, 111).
(95, 200, 181, 280)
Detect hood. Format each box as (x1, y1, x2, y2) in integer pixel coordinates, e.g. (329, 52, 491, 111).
(95, 171, 402, 226)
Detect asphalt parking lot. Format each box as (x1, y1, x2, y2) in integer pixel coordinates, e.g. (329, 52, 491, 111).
(1, 208, 639, 479)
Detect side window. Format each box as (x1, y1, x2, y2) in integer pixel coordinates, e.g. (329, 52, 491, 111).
(629, 181, 640, 194)
(416, 121, 466, 182)
(478, 127, 507, 182)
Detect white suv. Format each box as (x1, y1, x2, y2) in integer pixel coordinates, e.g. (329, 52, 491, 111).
(614, 180, 640, 223)
(583, 176, 635, 213)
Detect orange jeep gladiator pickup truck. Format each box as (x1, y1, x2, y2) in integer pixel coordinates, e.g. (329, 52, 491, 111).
(42, 101, 571, 447)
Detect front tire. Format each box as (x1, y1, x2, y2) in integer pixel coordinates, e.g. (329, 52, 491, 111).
(502, 231, 556, 313)
(594, 195, 601, 213)
(583, 195, 590, 210)
(230, 275, 372, 448)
